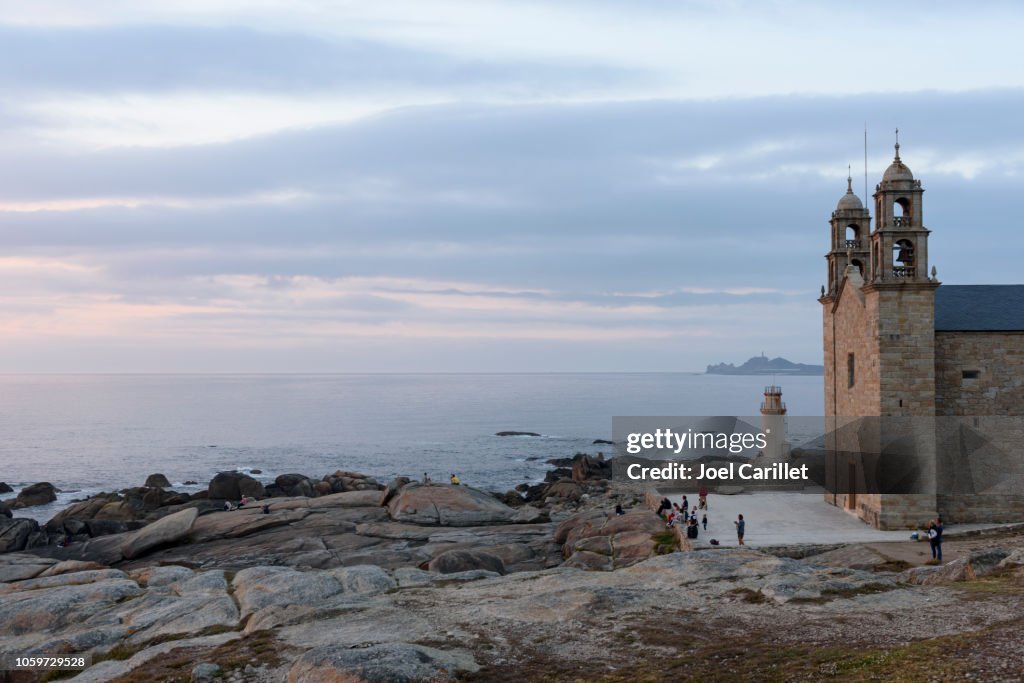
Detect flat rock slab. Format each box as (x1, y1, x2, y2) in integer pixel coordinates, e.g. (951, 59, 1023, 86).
(804, 544, 895, 570)
(387, 483, 524, 526)
(268, 490, 382, 511)
(0, 553, 58, 583)
(68, 631, 241, 683)
(120, 508, 198, 560)
(189, 508, 310, 543)
(288, 642, 479, 682)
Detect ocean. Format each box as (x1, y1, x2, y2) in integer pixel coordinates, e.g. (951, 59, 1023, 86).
(0, 373, 824, 522)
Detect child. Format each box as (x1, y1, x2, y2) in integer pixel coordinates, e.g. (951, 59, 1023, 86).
(702, 514, 708, 531)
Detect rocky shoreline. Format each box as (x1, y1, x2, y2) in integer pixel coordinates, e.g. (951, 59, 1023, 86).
(3, 454, 1024, 681)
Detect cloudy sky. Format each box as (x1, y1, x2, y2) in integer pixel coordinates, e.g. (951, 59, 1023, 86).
(2, 1, 1023, 372)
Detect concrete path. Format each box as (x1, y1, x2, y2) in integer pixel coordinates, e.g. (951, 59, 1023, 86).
(665, 489, 1005, 549)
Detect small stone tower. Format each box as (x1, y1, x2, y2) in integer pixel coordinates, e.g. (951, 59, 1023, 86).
(760, 385, 787, 461)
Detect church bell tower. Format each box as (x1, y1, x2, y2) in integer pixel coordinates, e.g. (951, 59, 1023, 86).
(826, 170, 871, 294)
(869, 134, 932, 284)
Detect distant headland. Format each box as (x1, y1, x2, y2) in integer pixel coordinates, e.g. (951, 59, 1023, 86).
(706, 353, 824, 376)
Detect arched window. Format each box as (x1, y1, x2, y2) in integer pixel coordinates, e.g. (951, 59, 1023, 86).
(893, 198, 911, 226)
(850, 258, 864, 277)
(845, 224, 860, 249)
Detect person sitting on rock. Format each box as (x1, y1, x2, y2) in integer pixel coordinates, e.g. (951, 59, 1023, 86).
(450, 473, 461, 485)
(614, 503, 624, 516)
(224, 501, 235, 512)
(686, 518, 699, 539)
(239, 495, 248, 507)
(261, 503, 270, 514)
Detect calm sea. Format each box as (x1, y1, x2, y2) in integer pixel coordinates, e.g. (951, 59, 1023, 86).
(0, 373, 823, 522)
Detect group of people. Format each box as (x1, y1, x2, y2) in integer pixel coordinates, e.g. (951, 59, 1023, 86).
(662, 499, 708, 538)
(422, 473, 461, 485)
(223, 495, 271, 514)
(655, 492, 746, 545)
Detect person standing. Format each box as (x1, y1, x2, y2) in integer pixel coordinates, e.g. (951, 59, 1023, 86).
(734, 514, 745, 545)
(934, 517, 944, 562)
(702, 513, 708, 532)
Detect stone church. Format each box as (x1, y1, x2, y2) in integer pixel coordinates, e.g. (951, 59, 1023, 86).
(820, 140, 1024, 529)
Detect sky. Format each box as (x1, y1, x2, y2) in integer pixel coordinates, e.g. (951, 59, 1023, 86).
(1, 0, 1023, 373)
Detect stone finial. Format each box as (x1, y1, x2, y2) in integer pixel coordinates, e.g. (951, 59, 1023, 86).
(931, 265, 937, 281)
(894, 127, 901, 161)
(821, 285, 825, 297)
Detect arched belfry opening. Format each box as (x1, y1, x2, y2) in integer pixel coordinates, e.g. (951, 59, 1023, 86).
(893, 197, 911, 226)
(893, 239, 915, 278)
(846, 224, 861, 248)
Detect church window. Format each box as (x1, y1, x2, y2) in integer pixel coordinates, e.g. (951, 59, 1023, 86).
(962, 370, 980, 380)
(847, 353, 855, 388)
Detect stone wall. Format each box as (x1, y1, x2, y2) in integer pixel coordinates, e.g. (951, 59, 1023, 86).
(938, 493, 1024, 524)
(935, 331, 1024, 416)
(825, 278, 882, 418)
(875, 285, 937, 416)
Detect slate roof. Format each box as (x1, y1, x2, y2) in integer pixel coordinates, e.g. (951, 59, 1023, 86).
(935, 285, 1024, 331)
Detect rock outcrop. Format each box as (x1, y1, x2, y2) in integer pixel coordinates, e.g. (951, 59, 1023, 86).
(288, 643, 479, 682)
(428, 549, 506, 575)
(208, 471, 266, 500)
(0, 517, 40, 553)
(275, 473, 316, 498)
(120, 508, 199, 560)
(555, 509, 669, 570)
(571, 452, 612, 482)
(387, 483, 543, 526)
(144, 473, 172, 488)
(13, 481, 58, 508)
(322, 469, 382, 494)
